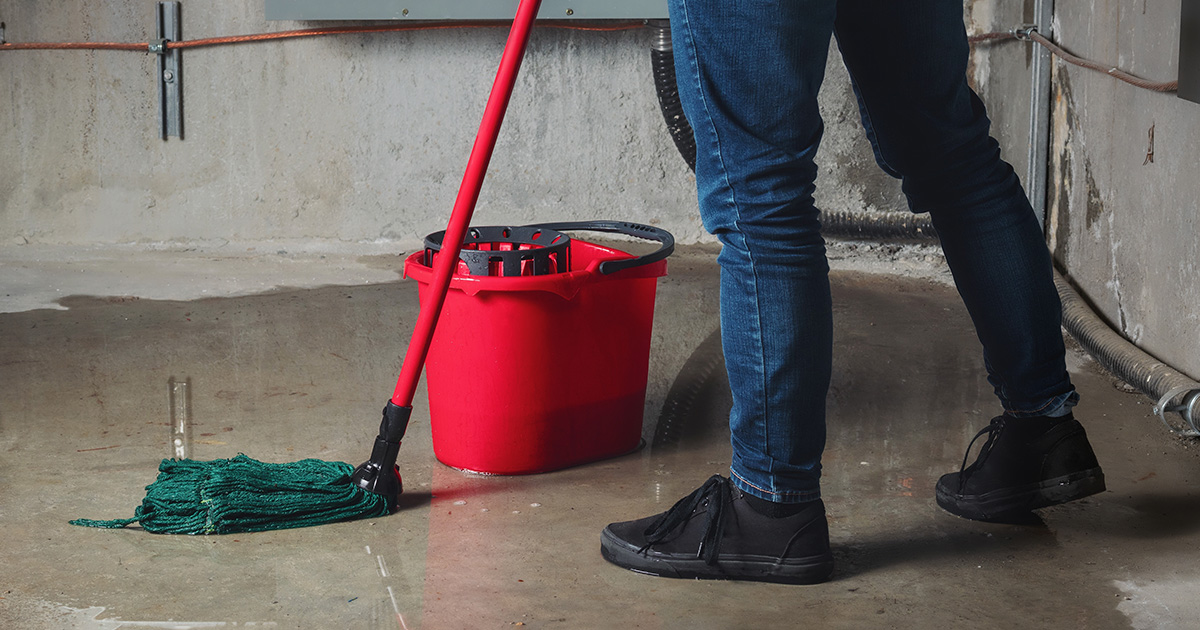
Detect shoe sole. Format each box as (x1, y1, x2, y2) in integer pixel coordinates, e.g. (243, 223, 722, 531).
(599, 527, 834, 585)
(936, 467, 1106, 522)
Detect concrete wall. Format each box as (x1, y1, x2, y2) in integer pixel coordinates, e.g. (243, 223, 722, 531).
(0, 0, 879, 251)
(1, 2, 1033, 252)
(0, 3, 698, 248)
(1047, 1, 1200, 380)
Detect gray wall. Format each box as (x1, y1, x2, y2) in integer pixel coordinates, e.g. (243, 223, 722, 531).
(1, 0, 973, 250)
(1047, 1, 1200, 380)
(0, 3, 702, 247)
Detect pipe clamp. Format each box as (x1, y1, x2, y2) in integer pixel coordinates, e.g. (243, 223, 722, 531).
(1153, 386, 1200, 437)
(1013, 24, 1038, 41)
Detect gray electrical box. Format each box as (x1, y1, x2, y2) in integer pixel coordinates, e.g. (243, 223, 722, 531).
(265, 0, 668, 21)
(1182, 0, 1200, 104)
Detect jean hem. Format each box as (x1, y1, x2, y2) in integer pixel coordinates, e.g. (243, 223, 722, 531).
(1004, 390, 1080, 419)
(729, 469, 821, 504)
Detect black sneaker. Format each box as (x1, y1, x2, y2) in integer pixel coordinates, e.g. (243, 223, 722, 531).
(600, 475, 835, 584)
(936, 413, 1105, 522)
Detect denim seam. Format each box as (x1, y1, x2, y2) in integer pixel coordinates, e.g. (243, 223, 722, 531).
(677, 0, 771, 466)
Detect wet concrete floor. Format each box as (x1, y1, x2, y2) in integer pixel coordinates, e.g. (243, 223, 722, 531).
(2, 244, 1199, 629)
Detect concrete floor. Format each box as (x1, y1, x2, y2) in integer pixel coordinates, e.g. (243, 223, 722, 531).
(2, 243, 1199, 629)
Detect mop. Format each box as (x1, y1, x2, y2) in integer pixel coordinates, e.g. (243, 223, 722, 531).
(71, 0, 545, 534)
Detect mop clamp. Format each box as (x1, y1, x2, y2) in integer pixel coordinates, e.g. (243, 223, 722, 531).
(350, 401, 412, 507)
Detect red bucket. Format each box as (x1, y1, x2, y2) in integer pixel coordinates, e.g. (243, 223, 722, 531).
(404, 221, 673, 474)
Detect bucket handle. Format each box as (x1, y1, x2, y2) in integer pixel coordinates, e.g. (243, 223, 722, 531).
(530, 221, 674, 275)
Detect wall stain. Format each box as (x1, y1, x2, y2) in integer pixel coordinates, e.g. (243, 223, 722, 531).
(1084, 161, 1106, 230)
(1048, 69, 1079, 268)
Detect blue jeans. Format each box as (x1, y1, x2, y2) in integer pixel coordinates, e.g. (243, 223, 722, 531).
(668, 0, 1079, 502)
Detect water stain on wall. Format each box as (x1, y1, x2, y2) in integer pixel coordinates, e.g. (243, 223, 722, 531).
(1084, 160, 1106, 231)
(1048, 69, 1079, 268)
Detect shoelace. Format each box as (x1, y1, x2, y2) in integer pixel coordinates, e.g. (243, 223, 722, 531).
(956, 416, 1006, 490)
(640, 474, 732, 565)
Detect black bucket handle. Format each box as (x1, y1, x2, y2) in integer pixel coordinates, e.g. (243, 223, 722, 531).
(530, 221, 675, 275)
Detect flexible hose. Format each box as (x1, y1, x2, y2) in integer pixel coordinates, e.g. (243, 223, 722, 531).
(818, 209, 937, 240)
(1054, 271, 1200, 434)
(649, 46, 697, 176)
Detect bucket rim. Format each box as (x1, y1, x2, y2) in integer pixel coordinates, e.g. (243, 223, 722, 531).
(403, 239, 667, 299)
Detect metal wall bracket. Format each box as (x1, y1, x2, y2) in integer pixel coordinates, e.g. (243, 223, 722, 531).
(156, 2, 183, 139)
(1025, 0, 1054, 227)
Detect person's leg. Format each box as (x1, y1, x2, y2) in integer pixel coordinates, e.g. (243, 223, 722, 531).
(600, 0, 838, 583)
(670, 0, 839, 504)
(833, 0, 1103, 521)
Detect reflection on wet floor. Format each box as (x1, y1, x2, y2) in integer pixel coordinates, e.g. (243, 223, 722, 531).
(3, 249, 1200, 628)
(651, 328, 729, 452)
(168, 377, 192, 460)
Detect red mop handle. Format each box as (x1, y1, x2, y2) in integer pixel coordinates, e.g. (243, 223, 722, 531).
(391, 0, 543, 407)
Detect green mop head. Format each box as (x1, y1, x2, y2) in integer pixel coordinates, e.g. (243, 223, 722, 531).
(72, 403, 410, 535)
(70, 455, 393, 534)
